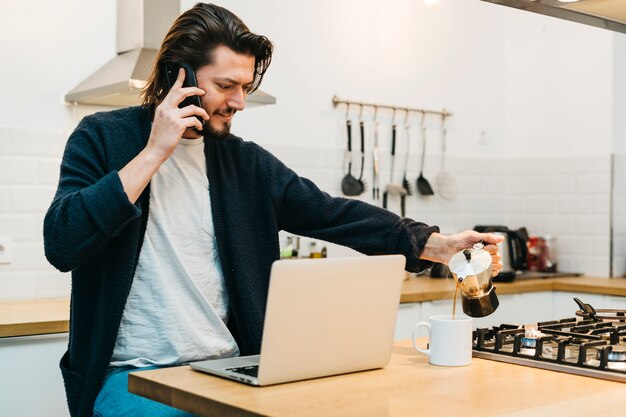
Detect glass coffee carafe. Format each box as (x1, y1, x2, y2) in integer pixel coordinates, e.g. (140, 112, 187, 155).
(448, 243, 499, 317)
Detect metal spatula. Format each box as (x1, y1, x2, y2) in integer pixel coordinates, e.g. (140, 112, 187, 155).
(383, 123, 407, 213)
(341, 119, 363, 196)
(416, 126, 434, 196)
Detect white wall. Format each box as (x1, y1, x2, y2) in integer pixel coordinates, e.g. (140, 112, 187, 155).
(503, 9, 613, 157)
(0, 0, 624, 300)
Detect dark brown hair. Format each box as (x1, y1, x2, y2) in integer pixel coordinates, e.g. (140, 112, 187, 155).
(141, 3, 273, 107)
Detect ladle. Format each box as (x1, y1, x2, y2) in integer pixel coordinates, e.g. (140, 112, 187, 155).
(435, 113, 457, 200)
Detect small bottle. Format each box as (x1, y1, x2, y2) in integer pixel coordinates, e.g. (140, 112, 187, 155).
(281, 236, 294, 259)
(292, 236, 300, 258)
(309, 241, 322, 258)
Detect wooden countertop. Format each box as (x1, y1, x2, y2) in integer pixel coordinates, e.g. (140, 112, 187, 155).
(0, 298, 69, 338)
(400, 276, 626, 303)
(2, 276, 626, 338)
(128, 339, 626, 417)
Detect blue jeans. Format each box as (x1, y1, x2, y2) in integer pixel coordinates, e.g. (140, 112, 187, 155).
(93, 366, 196, 417)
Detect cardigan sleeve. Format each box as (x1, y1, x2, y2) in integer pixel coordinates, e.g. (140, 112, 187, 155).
(256, 146, 439, 272)
(43, 117, 141, 272)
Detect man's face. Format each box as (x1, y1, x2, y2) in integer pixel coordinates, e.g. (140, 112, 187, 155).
(188, 45, 255, 139)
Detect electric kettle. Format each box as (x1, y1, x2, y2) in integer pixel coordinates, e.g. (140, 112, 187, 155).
(474, 225, 528, 282)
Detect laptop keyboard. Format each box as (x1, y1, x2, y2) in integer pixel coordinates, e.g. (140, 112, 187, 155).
(226, 365, 259, 378)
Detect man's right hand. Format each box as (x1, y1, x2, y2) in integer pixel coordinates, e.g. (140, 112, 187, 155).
(146, 67, 210, 162)
(119, 68, 209, 204)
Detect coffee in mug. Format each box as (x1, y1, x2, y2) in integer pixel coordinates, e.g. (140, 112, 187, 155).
(412, 315, 472, 366)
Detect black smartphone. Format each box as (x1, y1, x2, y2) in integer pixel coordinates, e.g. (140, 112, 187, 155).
(163, 62, 204, 130)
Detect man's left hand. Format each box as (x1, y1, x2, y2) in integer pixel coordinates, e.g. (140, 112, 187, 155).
(421, 231, 504, 276)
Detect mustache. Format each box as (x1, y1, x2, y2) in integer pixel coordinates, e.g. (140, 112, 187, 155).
(214, 108, 236, 116)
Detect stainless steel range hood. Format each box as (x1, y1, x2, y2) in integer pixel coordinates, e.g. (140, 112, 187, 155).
(65, 0, 276, 107)
(481, 0, 626, 34)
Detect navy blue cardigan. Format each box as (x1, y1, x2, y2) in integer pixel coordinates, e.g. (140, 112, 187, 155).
(43, 106, 438, 417)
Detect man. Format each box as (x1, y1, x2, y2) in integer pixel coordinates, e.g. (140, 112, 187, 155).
(44, 3, 502, 417)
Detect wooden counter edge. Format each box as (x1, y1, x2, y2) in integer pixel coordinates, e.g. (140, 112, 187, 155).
(3, 277, 626, 337)
(128, 368, 262, 417)
(0, 320, 69, 338)
(0, 298, 70, 338)
(399, 276, 626, 302)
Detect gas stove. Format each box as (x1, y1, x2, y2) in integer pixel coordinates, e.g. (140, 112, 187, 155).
(472, 298, 626, 382)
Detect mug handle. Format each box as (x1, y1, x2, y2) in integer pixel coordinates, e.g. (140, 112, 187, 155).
(412, 322, 431, 356)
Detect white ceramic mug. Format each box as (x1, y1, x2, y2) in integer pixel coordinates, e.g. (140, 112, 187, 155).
(412, 315, 473, 366)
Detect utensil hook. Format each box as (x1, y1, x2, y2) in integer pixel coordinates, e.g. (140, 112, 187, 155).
(358, 103, 364, 122)
(403, 109, 410, 127)
(345, 102, 351, 120)
(392, 108, 397, 126)
(373, 105, 379, 122)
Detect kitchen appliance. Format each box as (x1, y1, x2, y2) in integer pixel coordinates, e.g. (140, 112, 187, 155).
(474, 225, 529, 282)
(481, 0, 626, 35)
(473, 298, 626, 382)
(449, 244, 499, 317)
(527, 235, 558, 272)
(65, 0, 275, 107)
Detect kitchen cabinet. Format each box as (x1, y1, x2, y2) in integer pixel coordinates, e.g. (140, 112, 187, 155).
(394, 302, 421, 340)
(604, 295, 626, 310)
(397, 290, 626, 342)
(396, 292, 555, 340)
(553, 291, 607, 318)
(0, 333, 69, 417)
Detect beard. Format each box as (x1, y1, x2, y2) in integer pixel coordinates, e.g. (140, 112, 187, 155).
(202, 120, 231, 141)
(202, 109, 235, 141)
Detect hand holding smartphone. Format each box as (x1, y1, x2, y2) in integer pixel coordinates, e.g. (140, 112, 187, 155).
(163, 62, 205, 131)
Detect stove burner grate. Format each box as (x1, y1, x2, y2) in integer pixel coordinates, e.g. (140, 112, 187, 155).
(472, 299, 626, 382)
(574, 297, 626, 322)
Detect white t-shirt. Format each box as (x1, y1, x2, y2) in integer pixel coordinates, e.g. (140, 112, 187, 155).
(110, 137, 239, 367)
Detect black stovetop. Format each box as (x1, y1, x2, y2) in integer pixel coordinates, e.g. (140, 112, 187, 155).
(472, 299, 626, 382)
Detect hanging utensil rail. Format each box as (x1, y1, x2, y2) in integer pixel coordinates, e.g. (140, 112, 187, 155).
(332, 95, 453, 118)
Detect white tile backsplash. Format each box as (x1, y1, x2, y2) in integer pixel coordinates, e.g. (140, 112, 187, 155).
(593, 196, 611, 215)
(34, 271, 71, 299)
(0, 214, 43, 240)
(557, 196, 595, 215)
(576, 175, 611, 195)
(9, 186, 57, 213)
(0, 186, 8, 212)
(8, 128, 68, 157)
(11, 242, 52, 272)
(573, 215, 609, 236)
(0, 126, 620, 300)
(541, 215, 575, 235)
(0, 272, 38, 300)
(0, 157, 39, 184)
(38, 158, 62, 185)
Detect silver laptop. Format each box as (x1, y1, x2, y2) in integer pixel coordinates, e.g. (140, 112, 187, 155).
(190, 254, 405, 386)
